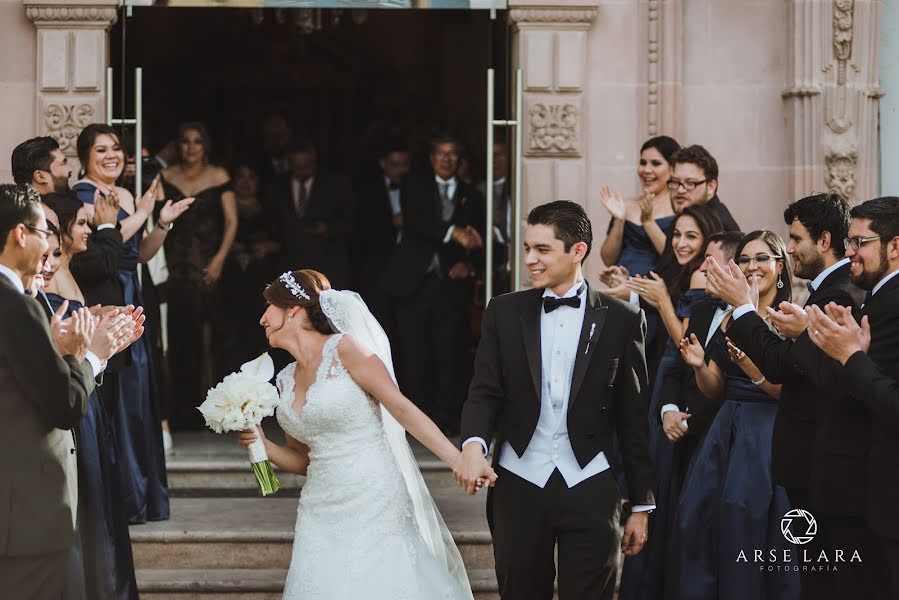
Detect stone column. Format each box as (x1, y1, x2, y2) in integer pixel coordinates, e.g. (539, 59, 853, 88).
(24, 0, 118, 165)
(640, 0, 682, 141)
(784, 0, 882, 204)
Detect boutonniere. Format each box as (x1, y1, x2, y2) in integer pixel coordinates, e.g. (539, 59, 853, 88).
(585, 322, 596, 355)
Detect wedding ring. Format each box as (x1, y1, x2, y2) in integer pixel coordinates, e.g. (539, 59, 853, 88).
(812, 329, 819, 336)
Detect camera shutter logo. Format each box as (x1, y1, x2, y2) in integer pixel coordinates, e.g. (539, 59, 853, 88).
(781, 509, 817, 545)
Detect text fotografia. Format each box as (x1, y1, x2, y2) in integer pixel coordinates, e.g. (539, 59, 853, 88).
(737, 549, 862, 572)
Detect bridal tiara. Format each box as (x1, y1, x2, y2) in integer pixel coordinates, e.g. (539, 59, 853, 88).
(279, 272, 311, 301)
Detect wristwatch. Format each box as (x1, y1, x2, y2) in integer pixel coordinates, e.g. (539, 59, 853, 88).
(157, 220, 173, 232)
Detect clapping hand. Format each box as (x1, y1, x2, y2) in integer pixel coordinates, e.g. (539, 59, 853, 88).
(89, 308, 136, 361)
(638, 190, 655, 224)
(158, 196, 195, 227)
(705, 257, 757, 308)
(807, 303, 871, 365)
(599, 185, 626, 221)
(625, 272, 668, 309)
(679, 333, 705, 368)
(767, 302, 809, 340)
(452, 226, 483, 250)
(726, 337, 763, 381)
(93, 189, 120, 227)
(448, 261, 471, 280)
(51, 303, 96, 362)
(599, 265, 629, 288)
(136, 175, 161, 218)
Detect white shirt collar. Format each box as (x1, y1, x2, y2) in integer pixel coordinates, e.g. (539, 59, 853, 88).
(542, 279, 586, 300)
(871, 267, 899, 297)
(0, 263, 25, 294)
(809, 257, 851, 291)
(435, 175, 456, 186)
(494, 176, 506, 186)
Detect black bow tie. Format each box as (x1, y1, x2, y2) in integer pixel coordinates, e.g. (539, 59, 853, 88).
(387, 181, 400, 191)
(543, 295, 581, 313)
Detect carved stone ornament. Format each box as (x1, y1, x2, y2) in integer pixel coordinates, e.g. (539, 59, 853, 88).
(528, 103, 579, 156)
(26, 6, 118, 26)
(45, 103, 96, 154)
(825, 147, 858, 201)
(832, 0, 854, 65)
(509, 7, 598, 26)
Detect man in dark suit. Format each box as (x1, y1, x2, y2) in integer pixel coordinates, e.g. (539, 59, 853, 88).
(455, 201, 654, 600)
(350, 141, 410, 341)
(477, 140, 512, 295)
(803, 196, 899, 599)
(0, 185, 97, 598)
(265, 141, 353, 288)
(380, 133, 486, 435)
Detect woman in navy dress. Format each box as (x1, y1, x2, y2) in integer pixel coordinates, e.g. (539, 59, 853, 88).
(42, 191, 138, 599)
(157, 122, 238, 430)
(668, 231, 800, 600)
(617, 204, 723, 600)
(74, 123, 192, 523)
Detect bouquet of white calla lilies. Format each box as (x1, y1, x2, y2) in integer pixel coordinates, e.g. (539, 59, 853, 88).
(199, 352, 282, 496)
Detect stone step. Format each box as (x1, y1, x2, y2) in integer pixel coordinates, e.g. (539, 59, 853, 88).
(136, 568, 507, 600)
(131, 497, 494, 572)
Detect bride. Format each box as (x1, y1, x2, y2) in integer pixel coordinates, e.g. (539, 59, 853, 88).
(238, 269, 494, 599)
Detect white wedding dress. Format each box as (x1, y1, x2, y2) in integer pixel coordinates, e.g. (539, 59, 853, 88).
(275, 333, 473, 600)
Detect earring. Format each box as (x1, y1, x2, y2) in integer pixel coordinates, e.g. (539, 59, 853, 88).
(288, 313, 293, 321)
(777, 278, 784, 289)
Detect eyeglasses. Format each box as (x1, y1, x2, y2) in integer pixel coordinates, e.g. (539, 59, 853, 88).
(735, 254, 781, 268)
(844, 235, 883, 251)
(25, 224, 53, 241)
(667, 178, 709, 191)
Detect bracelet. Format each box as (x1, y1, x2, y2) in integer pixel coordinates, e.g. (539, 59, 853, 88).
(157, 220, 173, 232)
(752, 375, 766, 386)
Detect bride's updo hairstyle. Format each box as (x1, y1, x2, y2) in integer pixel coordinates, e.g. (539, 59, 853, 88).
(264, 269, 333, 335)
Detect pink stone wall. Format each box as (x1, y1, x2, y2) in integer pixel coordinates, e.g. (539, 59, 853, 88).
(0, 0, 37, 182)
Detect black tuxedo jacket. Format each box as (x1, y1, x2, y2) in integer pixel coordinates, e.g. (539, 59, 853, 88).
(265, 170, 353, 287)
(0, 275, 94, 555)
(461, 286, 654, 506)
(351, 175, 398, 281)
(658, 300, 725, 439)
(727, 263, 864, 495)
(380, 171, 486, 298)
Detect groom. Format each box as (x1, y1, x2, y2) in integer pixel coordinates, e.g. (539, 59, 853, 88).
(455, 201, 654, 600)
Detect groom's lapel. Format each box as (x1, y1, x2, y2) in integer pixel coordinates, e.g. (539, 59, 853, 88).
(569, 287, 609, 407)
(520, 292, 543, 399)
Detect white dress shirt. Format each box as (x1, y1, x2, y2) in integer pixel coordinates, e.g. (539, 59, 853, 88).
(869, 267, 899, 299)
(436, 175, 458, 243)
(809, 258, 850, 292)
(291, 176, 314, 215)
(0, 263, 25, 293)
(384, 176, 402, 216)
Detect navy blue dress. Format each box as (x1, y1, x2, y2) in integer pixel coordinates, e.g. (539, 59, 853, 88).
(611, 215, 676, 277)
(73, 182, 170, 524)
(666, 329, 800, 600)
(619, 288, 712, 600)
(46, 293, 137, 600)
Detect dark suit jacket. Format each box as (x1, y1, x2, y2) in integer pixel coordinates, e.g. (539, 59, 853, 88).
(727, 263, 863, 496)
(0, 275, 94, 556)
(380, 171, 486, 298)
(265, 170, 353, 288)
(351, 175, 399, 287)
(461, 286, 654, 506)
(658, 300, 726, 439)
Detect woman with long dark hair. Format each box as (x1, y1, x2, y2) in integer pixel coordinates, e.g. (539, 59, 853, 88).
(668, 231, 800, 600)
(42, 191, 139, 599)
(158, 122, 239, 430)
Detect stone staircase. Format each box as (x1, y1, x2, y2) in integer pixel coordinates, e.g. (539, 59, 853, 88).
(132, 431, 505, 599)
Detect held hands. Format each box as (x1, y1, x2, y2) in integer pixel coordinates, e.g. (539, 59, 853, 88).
(767, 302, 809, 340)
(625, 272, 668, 309)
(621, 511, 649, 557)
(679, 333, 705, 369)
(807, 303, 871, 365)
(599, 185, 626, 221)
(662, 410, 691, 442)
(453, 443, 498, 495)
(51, 302, 96, 362)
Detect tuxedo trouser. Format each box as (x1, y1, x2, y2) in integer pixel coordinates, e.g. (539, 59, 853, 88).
(395, 273, 471, 427)
(0, 547, 70, 599)
(490, 466, 622, 600)
(817, 516, 885, 600)
(880, 538, 899, 599)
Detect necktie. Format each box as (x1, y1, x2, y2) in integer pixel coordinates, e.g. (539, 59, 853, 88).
(294, 179, 308, 219)
(438, 182, 454, 221)
(543, 295, 581, 313)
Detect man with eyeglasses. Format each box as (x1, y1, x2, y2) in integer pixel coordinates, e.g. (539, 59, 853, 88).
(706, 192, 870, 599)
(0, 183, 98, 598)
(667, 144, 740, 232)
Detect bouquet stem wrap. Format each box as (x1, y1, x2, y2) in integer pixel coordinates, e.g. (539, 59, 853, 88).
(248, 438, 281, 496)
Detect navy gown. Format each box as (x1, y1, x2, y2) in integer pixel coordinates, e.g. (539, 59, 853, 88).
(666, 329, 800, 600)
(619, 288, 712, 600)
(46, 294, 137, 600)
(612, 215, 676, 277)
(74, 182, 170, 524)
